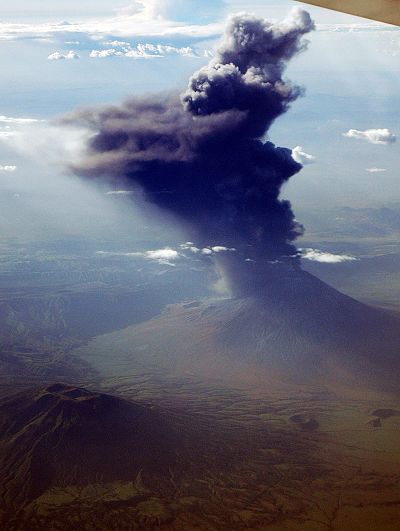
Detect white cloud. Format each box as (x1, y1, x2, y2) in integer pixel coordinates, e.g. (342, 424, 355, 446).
(301, 248, 357, 264)
(317, 23, 398, 33)
(366, 167, 387, 173)
(48, 50, 80, 60)
(146, 248, 178, 261)
(90, 49, 125, 58)
(90, 42, 197, 59)
(343, 128, 396, 145)
(117, 0, 188, 19)
(0, 165, 17, 172)
(104, 40, 131, 47)
(2, 121, 92, 169)
(134, 43, 196, 57)
(0, 4, 222, 42)
(96, 247, 179, 265)
(180, 242, 235, 255)
(179, 242, 200, 253)
(0, 115, 41, 124)
(105, 190, 134, 195)
(0, 117, 44, 145)
(0, 131, 16, 140)
(2, 16, 393, 44)
(1, 0, 398, 45)
(210, 246, 236, 253)
(291, 146, 315, 165)
(98, 243, 236, 265)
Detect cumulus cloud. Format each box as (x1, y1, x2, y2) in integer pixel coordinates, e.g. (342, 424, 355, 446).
(343, 128, 396, 145)
(179, 243, 236, 255)
(291, 146, 315, 165)
(90, 42, 197, 59)
(90, 49, 125, 58)
(179, 242, 201, 253)
(105, 190, 134, 195)
(200, 246, 236, 255)
(210, 246, 235, 253)
(366, 167, 387, 173)
(48, 50, 80, 60)
(97, 247, 179, 265)
(146, 248, 179, 261)
(301, 248, 357, 263)
(104, 40, 131, 47)
(0, 165, 17, 172)
(101, 243, 237, 265)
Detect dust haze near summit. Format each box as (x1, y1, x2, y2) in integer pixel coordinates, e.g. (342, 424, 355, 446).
(66, 8, 314, 294)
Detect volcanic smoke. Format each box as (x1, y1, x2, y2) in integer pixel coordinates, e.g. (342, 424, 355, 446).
(67, 8, 315, 295)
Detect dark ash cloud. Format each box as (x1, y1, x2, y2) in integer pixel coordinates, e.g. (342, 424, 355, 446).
(65, 8, 314, 295)
(183, 8, 313, 135)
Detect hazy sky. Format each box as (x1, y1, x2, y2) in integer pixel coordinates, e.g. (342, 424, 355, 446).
(0, 0, 399, 242)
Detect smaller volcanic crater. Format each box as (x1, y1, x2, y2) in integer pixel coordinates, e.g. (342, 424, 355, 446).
(372, 408, 400, 419)
(289, 414, 319, 431)
(367, 408, 399, 428)
(367, 418, 382, 428)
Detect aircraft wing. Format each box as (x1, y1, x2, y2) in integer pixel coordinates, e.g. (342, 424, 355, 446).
(295, 0, 400, 26)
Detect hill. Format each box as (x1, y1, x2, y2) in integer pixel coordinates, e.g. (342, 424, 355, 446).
(0, 382, 243, 530)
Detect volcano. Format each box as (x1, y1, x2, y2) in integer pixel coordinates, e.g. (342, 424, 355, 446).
(98, 267, 400, 394)
(0, 383, 220, 516)
(0, 384, 260, 529)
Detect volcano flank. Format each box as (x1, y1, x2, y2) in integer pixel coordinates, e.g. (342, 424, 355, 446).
(0, 383, 236, 525)
(84, 267, 400, 394)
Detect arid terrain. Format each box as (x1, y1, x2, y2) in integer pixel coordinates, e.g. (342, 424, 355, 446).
(1, 376, 400, 530)
(1, 233, 400, 530)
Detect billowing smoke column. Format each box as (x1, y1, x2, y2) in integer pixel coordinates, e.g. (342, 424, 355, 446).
(68, 8, 314, 295)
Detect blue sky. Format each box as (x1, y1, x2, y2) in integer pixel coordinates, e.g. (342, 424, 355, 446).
(0, 0, 399, 241)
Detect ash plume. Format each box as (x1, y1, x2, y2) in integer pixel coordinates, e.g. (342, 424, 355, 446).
(66, 8, 314, 295)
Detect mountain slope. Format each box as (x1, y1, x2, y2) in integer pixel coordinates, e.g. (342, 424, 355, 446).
(86, 269, 400, 392)
(0, 384, 191, 510)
